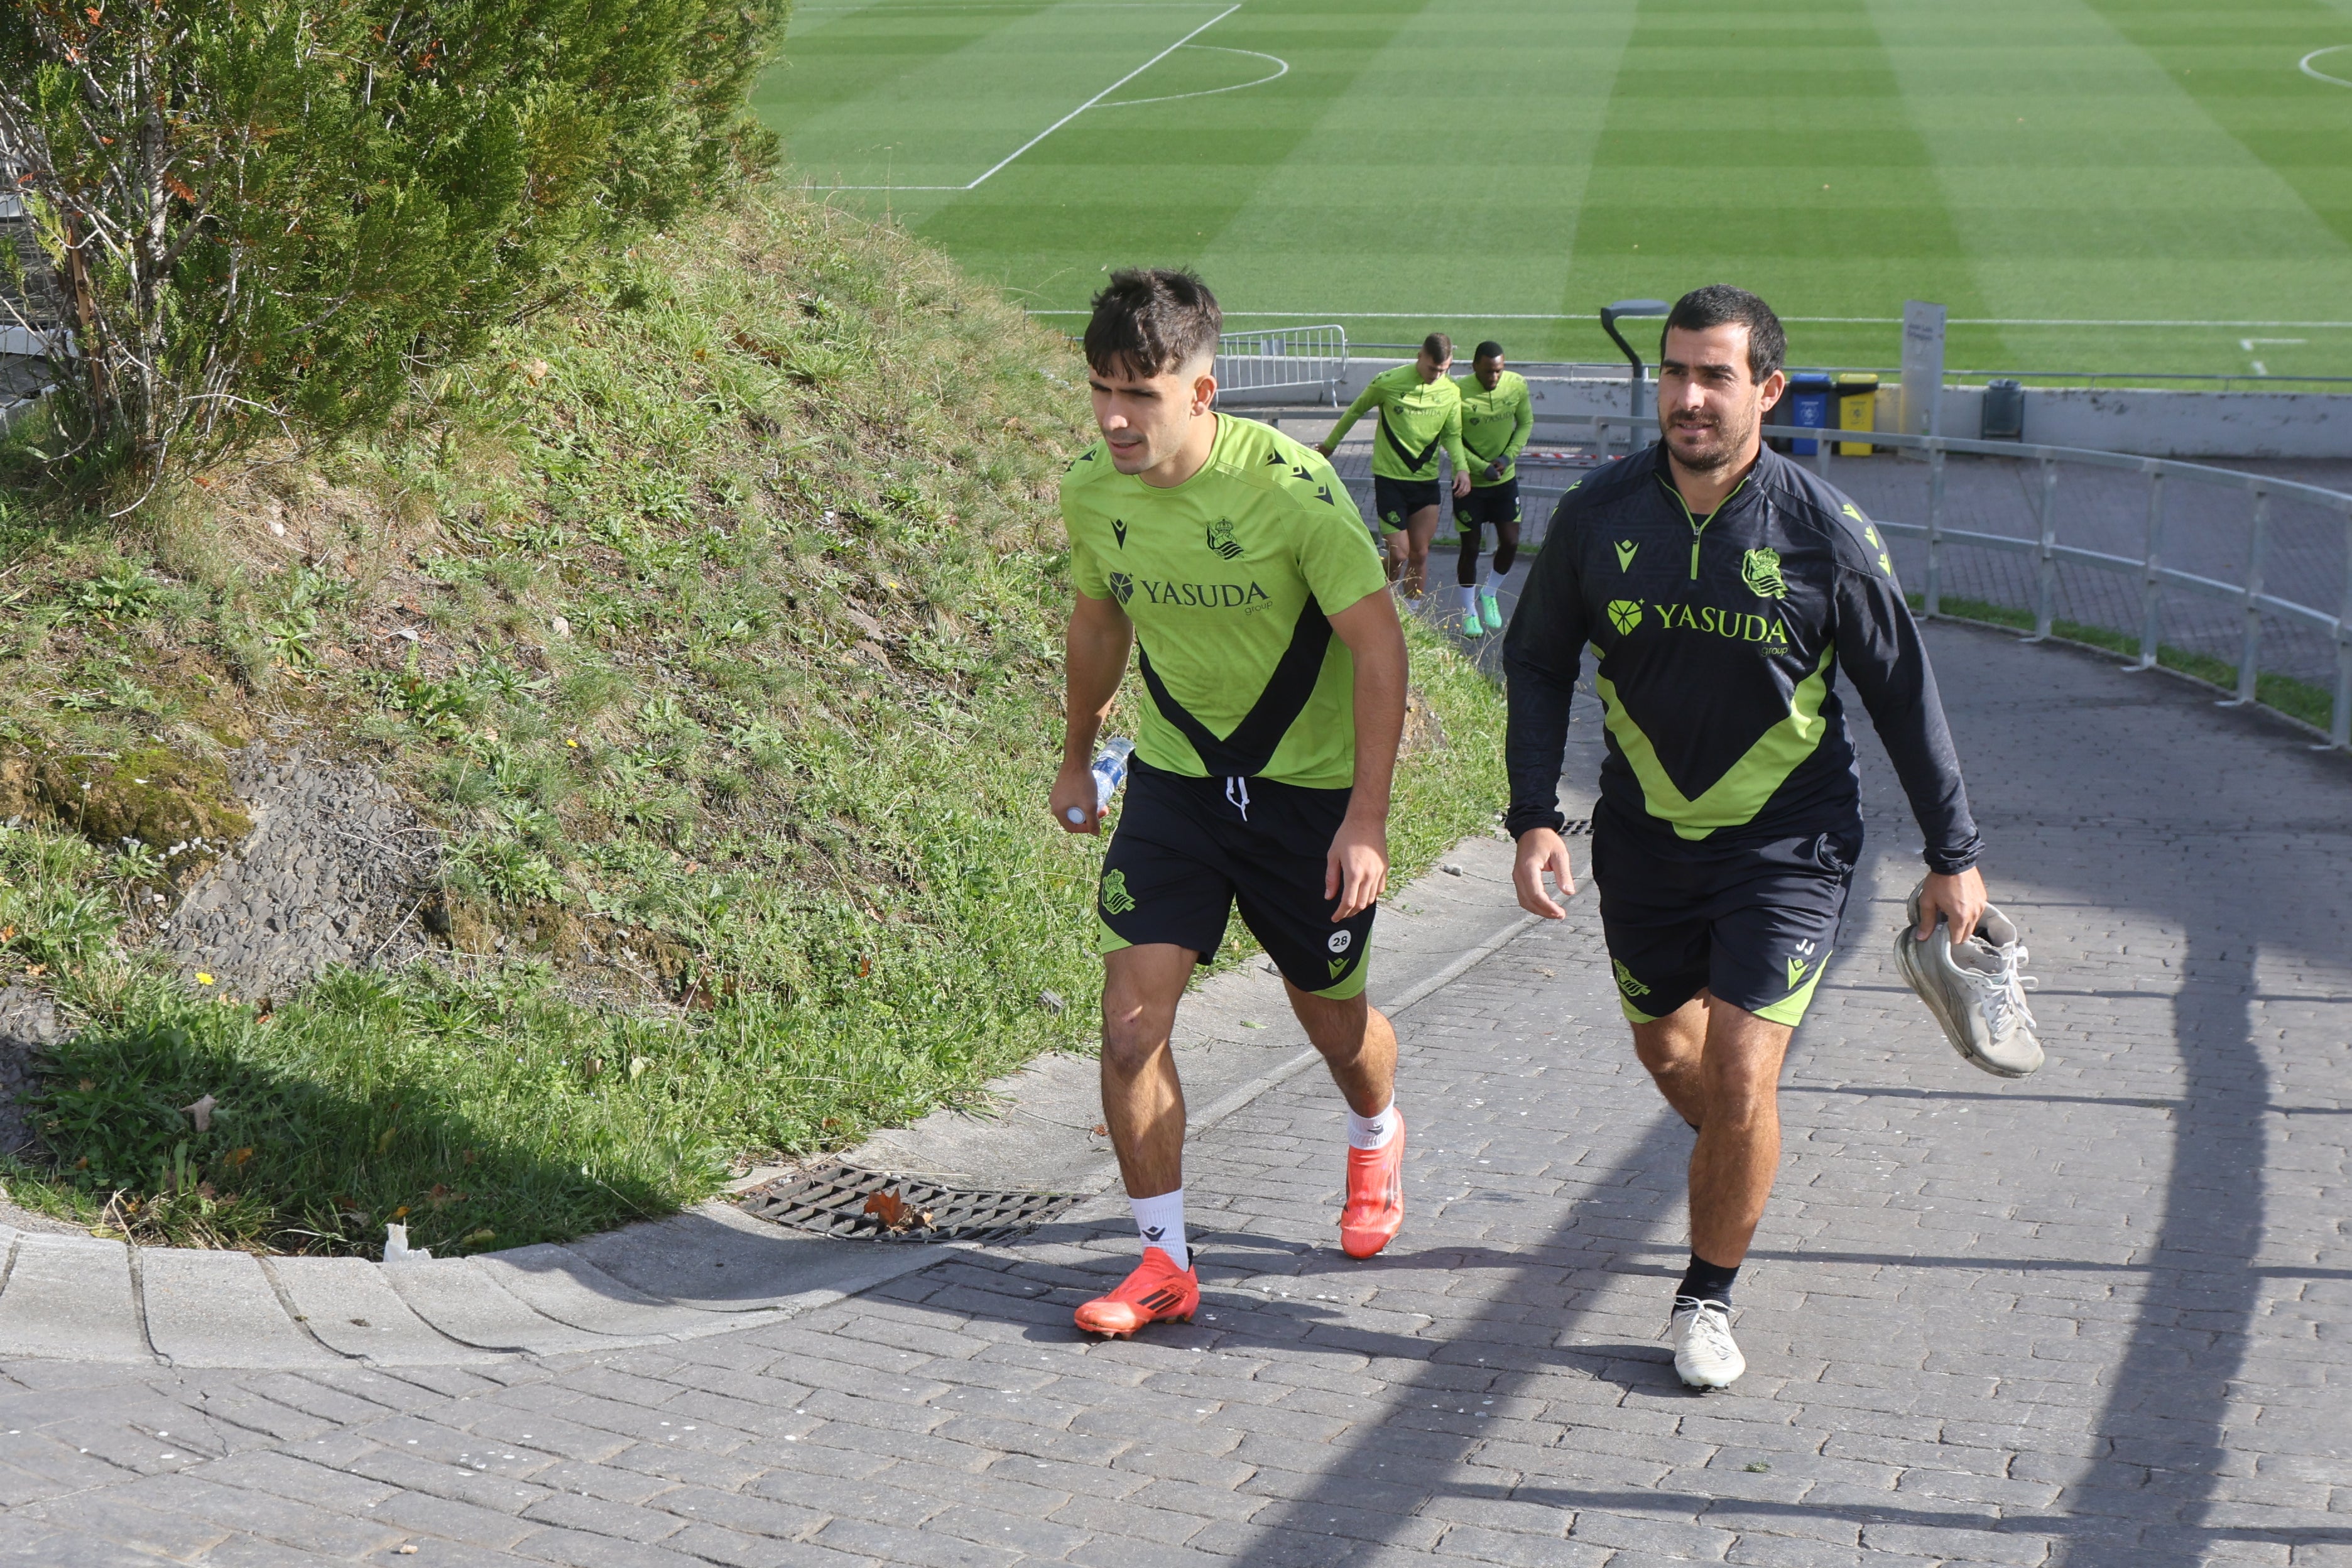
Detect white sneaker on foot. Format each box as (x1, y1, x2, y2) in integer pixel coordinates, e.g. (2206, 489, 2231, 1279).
(1669, 1297, 1745, 1389)
(1893, 881, 2044, 1078)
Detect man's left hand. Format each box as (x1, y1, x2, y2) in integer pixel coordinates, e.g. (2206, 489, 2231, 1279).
(1326, 812, 1389, 920)
(1452, 471, 1473, 498)
(1914, 866, 1988, 945)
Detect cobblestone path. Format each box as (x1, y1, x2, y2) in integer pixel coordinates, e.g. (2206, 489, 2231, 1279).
(1, 621, 2346, 1567)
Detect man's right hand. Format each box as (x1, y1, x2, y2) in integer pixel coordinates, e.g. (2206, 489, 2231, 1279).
(1050, 760, 1100, 835)
(1512, 827, 1578, 918)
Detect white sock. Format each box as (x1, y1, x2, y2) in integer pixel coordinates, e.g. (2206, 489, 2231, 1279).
(1488, 563, 1511, 591)
(1457, 585, 1479, 616)
(1348, 1100, 1398, 1151)
(1130, 1189, 1188, 1270)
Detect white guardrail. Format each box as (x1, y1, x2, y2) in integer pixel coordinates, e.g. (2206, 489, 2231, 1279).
(1586, 415, 2352, 749)
(1214, 325, 1347, 406)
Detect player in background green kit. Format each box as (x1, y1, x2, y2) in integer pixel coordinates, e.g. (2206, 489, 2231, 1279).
(1452, 342, 1534, 634)
(1317, 334, 1473, 599)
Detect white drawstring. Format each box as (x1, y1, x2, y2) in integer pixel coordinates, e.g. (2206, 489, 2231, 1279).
(1224, 776, 1251, 820)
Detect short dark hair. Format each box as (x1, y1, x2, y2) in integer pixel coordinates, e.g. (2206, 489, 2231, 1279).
(1660, 285, 1785, 382)
(1419, 332, 1452, 363)
(1474, 340, 1504, 362)
(1085, 268, 1221, 377)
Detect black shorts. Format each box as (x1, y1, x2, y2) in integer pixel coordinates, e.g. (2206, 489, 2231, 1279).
(1588, 803, 1856, 1028)
(1373, 476, 1442, 533)
(1454, 479, 1522, 534)
(1097, 758, 1373, 999)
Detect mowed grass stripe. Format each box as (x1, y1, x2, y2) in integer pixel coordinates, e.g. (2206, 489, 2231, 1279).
(1564, 0, 1986, 372)
(2082, 0, 2352, 246)
(1873, 0, 2352, 381)
(918, 0, 1444, 300)
(768, 0, 1232, 188)
(1194, 0, 1639, 357)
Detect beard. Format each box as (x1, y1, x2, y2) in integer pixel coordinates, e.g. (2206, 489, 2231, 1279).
(1664, 408, 1753, 475)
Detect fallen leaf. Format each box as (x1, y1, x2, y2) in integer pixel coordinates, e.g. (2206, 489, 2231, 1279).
(628, 1055, 651, 1081)
(523, 359, 550, 386)
(180, 1094, 217, 1132)
(863, 1187, 930, 1232)
(22, 964, 43, 978)
(375, 1126, 398, 1155)
(1089, 1123, 1108, 1137)
(0, 925, 14, 941)
(226, 1147, 253, 1168)
(389, 1205, 409, 1220)
(76, 1079, 92, 1094)
(460, 1229, 496, 1247)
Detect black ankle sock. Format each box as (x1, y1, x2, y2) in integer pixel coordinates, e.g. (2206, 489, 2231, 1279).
(1677, 1253, 1740, 1307)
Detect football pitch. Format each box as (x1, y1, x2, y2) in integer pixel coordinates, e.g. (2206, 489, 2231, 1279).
(756, 1, 2352, 380)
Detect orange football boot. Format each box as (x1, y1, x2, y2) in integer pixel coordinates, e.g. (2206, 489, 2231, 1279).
(1339, 1109, 1407, 1259)
(1072, 1246, 1200, 1337)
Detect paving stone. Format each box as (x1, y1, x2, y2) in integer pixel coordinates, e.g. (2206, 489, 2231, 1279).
(4, 620, 2351, 1565)
(0, 1234, 147, 1362)
(138, 1250, 340, 1369)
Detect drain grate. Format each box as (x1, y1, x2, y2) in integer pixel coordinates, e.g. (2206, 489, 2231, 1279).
(737, 1162, 1081, 1244)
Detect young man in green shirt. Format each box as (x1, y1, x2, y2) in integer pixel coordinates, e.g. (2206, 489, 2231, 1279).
(1452, 341, 1533, 634)
(1317, 333, 1474, 599)
(1053, 268, 1413, 1337)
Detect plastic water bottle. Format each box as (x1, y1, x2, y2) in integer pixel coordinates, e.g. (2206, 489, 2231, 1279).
(1067, 736, 1134, 824)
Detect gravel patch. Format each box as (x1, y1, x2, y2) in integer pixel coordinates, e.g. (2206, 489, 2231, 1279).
(160, 744, 441, 1003)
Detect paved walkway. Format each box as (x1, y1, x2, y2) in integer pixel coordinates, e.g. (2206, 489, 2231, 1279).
(1, 621, 2348, 1567)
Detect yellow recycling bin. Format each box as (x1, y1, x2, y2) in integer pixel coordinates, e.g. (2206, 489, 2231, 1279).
(1836, 373, 1879, 456)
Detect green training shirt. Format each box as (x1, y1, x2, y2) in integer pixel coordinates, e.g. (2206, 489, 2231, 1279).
(1326, 364, 1470, 484)
(1064, 415, 1390, 790)
(1453, 370, 1533, 486)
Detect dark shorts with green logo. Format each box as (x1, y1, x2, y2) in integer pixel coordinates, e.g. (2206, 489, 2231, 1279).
(1453, 478, 1521, 534)
(1373, 476, 1442, 533)
(1588, 803, 1856, 1028)
(1097, 758, 1374, 999)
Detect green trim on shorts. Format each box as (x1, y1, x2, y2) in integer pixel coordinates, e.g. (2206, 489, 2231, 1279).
(1751, 951, 1831, 1027)
(1619, 994, 1663, 1025)
(1096, 917, 1131, 956)
(1310, 957, 1369, 1001)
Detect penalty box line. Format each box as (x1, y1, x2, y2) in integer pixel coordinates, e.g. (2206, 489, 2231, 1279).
(812, 3, 1239, 193)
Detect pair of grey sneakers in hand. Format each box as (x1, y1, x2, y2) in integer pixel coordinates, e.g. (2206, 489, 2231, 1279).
(1894, 881, 2044, 1077)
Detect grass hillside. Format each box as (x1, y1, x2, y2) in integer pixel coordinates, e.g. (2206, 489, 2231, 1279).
(0, 188, 1506, 1255)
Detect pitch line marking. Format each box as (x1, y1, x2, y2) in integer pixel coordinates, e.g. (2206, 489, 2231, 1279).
(2300, 46, 2352, 88)
(807, 3, 1239, 191)
(1099, 45, 1288, 106)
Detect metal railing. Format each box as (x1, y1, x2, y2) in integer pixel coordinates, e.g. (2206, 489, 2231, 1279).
(1584, 415, 2352, 749)
(1214, 325, 1347, 405)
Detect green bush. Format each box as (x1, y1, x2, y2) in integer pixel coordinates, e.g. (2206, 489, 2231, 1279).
(0, 0, 790, 476)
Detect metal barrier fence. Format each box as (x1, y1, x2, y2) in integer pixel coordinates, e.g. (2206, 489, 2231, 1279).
(1213, 325, 1347, 405)
(1583, 415, 2352, 749)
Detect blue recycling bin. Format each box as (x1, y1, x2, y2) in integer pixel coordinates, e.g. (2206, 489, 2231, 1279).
(1785, 373, 1834, 455)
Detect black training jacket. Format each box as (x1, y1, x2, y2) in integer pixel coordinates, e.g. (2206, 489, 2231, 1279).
(1502, 441, 1981, 873)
